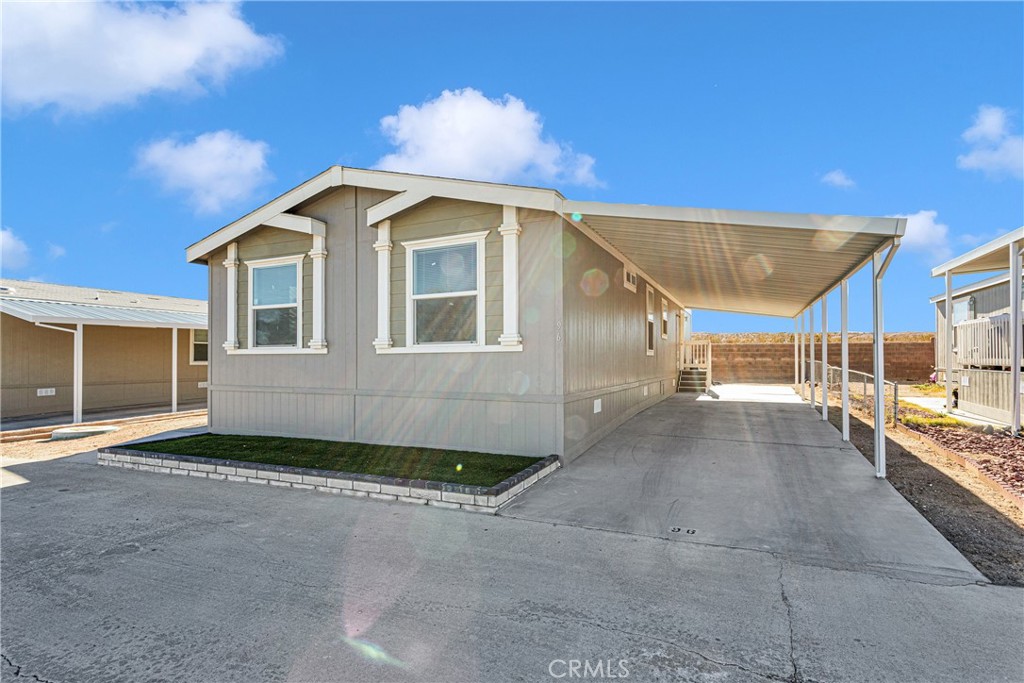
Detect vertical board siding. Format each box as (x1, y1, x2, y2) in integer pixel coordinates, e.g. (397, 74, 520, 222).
(0, 314, 206, 418)
(560, 221, 679, 459)
(960, 368, 1018, 424)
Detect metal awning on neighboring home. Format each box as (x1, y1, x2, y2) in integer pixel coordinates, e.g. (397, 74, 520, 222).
(0, 280, 208, 425)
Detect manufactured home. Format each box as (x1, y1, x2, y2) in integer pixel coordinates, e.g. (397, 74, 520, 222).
(186, 167, 905, 462)
(932, 228, 1024, 428)
(0, 280, 208, 425)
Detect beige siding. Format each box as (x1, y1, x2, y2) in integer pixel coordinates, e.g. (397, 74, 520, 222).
(235, 226, 313, 349)
(560, 221, 681, 459)
(1, 313, 206, 419)
(389, 197, 503, 347)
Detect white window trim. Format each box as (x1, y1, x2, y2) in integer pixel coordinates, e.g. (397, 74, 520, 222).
(623, 266, 638, 293)
(246, 254, 304, 351)
(646, 284, 656, 356)
(189, 328, 209, 366)
(661, 298, 669, 339)
(402, 230, 488, 348)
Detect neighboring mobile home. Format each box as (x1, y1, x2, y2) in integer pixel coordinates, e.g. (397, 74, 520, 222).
(186, 167, 905, 461)
(0, 280, 208, 424)
(931, 228, 1024, 428)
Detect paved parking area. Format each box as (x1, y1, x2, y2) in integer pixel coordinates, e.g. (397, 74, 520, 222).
(503, 387, 984, 584)
(1, 390, 1022, 682)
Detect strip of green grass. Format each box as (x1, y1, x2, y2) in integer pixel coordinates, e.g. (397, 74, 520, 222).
(131, 434, 544, 487)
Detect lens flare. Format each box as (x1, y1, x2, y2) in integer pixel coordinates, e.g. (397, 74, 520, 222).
(580, 268, 609, 297)
(741, 254, 774, 281)
(342, 637, 406, 668)
(571, 212, 583, 222)
(456, 463, 463, 472)
(507, 370, 530, 395)
(552, 232, 577, 259)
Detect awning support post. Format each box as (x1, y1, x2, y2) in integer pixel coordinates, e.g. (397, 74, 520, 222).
(793, 317, 799, 386)
(799, 311, 806, 398)
(810, 303, 816, 409)
(841, 279, 850, 441)
(873, 240, 899, 478)
(73, 324, 83, 424)
(1011, 241, 1022, 436)
(171, 328, 178, 413)
(944, 271, 953, 414)
(822, 293, 828, 421)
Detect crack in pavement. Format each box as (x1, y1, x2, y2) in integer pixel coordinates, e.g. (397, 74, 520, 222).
(777, 561, 801, 683)
(1, 653, 57, 683)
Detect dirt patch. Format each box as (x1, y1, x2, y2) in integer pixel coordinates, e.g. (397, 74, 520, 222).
(1, 413, 207, 465)
(827, 403, 1024, 586)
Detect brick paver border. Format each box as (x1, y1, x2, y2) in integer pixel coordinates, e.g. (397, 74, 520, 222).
(96, 446, 559, 514)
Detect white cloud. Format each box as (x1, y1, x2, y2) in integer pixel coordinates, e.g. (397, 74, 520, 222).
(375, 88, 601, 187)
(892, 210, 952, 262)
(2, 2, 282, 114)
(821, 169, 855, 189)
(47, 243, 66, 260)
(1, 228, 31, 272)
(956, 105, 1023, 179)
(137, 130, 273, 214)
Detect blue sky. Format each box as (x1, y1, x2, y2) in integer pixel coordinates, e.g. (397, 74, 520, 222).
(2, 2, 1021, 333)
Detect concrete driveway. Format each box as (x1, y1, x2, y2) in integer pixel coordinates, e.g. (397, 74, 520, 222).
(503, 386, 984, 584)
(2, 389, 1022, 682)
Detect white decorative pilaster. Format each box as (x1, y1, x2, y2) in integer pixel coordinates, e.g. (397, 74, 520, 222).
(373, 220, 393, 350)
(308, 235, 328, 350)
(498, 205, 523, 346)
(223, 242, 239, 351)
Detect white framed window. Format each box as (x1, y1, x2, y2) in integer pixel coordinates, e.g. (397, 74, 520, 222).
(661, 298, 669, 339)
(247, 254, 303, 349)
(623, 267, 638, 293)
(646, 285, 656, 356)
(190, 328, 209, 365)
(403, 231, 488, 347)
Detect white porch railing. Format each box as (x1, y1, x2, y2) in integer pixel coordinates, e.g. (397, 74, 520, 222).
(955, 315, 1014, 368)
(679, 340, 711, 369)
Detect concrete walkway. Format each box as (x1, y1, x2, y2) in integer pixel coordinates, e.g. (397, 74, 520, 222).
(503, 387, 983, 585)
(1, 389, 1021, 682)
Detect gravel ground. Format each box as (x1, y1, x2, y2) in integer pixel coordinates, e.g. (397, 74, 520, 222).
(825, 400, 1024, 586)
(0, 413, 207, 465)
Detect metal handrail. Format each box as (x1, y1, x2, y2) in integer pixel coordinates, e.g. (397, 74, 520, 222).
(803, 360, 899, 424)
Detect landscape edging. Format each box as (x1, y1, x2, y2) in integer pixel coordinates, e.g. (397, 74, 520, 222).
(96, 446, 560, 514)
(893, 422, 1024, 512)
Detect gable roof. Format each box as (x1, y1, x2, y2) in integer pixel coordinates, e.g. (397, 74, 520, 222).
(186, 166, 905, 318)
(0, 279, 206, 328)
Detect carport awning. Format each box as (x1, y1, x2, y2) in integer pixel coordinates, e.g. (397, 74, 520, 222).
(563, 201, 905, 318)
(930, 226, 1024, 276)
(0, 298, 207, 328)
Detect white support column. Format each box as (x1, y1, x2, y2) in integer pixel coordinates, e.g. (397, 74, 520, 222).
(810, 303, 816, 409)
(821, 293, 828, 421)
(309, 234, 328, 350)
(872, 242, 899, 479)
(841, 279, 850, 441)
(794, 311, 802, 401)
(498, 205, 523, 346)
(1011, 241, 1022, 435)
(944, 271, 953, 413)
(373, 220, 393, 350)
(73, 324, 83, 424)
(171, 328, 178, 413)
(793, 317, 799, 385)
(223, 242, 239, 351)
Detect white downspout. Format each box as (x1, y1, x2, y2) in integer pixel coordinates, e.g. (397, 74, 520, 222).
(873, 240, 900, 479)
(841, 279, 850, 441)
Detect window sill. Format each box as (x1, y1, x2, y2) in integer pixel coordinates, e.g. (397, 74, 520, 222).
(189, 361, 209, 366)
(226, 347, 328, 356)
(376, 344, 523, 355)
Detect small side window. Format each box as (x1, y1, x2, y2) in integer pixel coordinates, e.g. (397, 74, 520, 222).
(646, 285, 655, 356)
(190, 328, 209, 364)
(661, 298, 669, 339)
(623, 267, 638, 293)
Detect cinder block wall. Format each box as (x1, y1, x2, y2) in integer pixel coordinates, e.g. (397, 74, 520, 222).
(711, 340, 935, 384)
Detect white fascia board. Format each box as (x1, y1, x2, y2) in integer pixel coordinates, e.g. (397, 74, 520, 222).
(186, 169, 337, 263)
(930, 226, 1024, 277)
(562, 200, 907, 237)
(366, 191, 432, 226)
(928, 273, 1012, 303)
(17, 316, 205, 329)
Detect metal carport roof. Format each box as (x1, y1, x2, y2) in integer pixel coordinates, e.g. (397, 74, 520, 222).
(0, 298, 206, 328)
